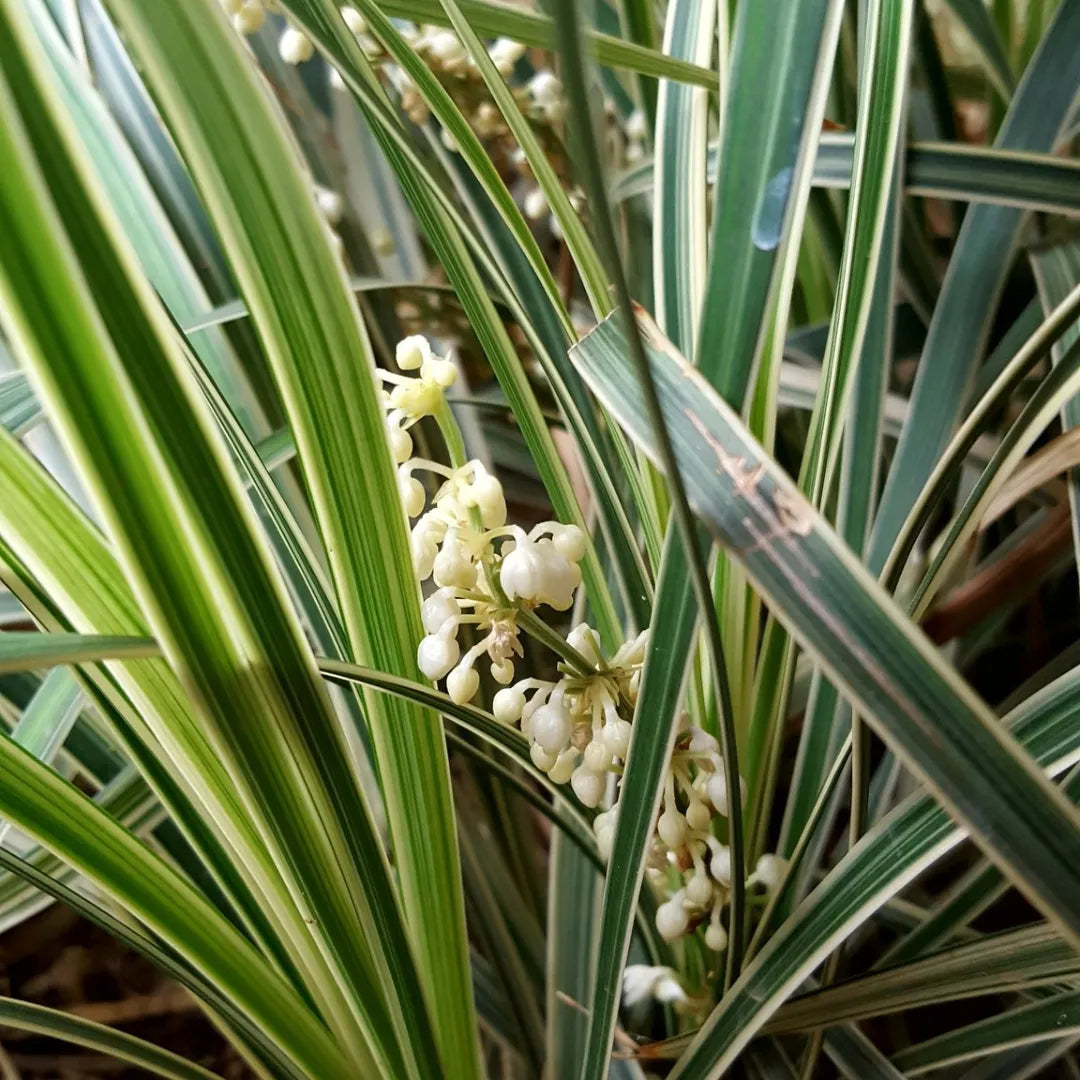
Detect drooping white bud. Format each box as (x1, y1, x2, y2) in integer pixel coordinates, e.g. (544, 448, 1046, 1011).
(655, 893, 689, 941)
(417, 633, 459, 680)
(499, 534, 543, 602)
(232, 1, 266, 33)
(488, 37, 526, 75)
(708, 843, 732, 886)
(387, 420, 412, 463)
(340, 5, 366, 33)
(279, 27, 314, 64)
(538, 550, 581, 610)
(492, 685, 526, 723)
(530, 701, 572, 754)
(707, 770, 746, 816)
(571, 766, 604, 808)
(490, 657, 515, 685)
(447, 663, 479, 705)
(566, 622, 601, 665)
(396, 334, 432, 371)
(433, 534, 477, 590)
(583, 739, 611, 773)
(685, 870, 713, 906)
(685, 798, 711, 832)
(754, 854, 787, 894)
(421, 588, 459, 635)
(706, 771, 729, 816)
(601, 718, 632, 759)
(530, 742, 557, 772)
(657, 808, 686, 850)
(705, 921, 728, 952)
(463, 470, 506, 529)
(553, 523, 586, 562)
(594, 806, 617, 860)
(523, 187, 548, 221)
(547, 749, 577, 785)
(399, 472, 425, 518)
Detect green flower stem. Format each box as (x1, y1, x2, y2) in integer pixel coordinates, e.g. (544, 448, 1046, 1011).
(515, 607, 594, 676)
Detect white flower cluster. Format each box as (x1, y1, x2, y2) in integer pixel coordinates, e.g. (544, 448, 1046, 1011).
(628, 721, 787, 951)
(410, 476, 588, 704)
(493, 626, 645, 807)
(404, 26, 528, 77)
(379, 335, 589, 705)
(220, 2, 374, 65)
(378, 335, 457, 468)
(219, 0, 269, 34)
(379, 332, 784, 962)
(527, 70, 565, 123)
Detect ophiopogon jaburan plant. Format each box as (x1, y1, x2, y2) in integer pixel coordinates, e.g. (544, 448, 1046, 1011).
(0, 0, 1078, 1076)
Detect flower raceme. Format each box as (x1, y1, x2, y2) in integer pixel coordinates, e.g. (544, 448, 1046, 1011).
(381, 335, 787, 967)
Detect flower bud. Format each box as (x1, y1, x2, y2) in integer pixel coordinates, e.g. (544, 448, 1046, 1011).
(523, 187, 548, 221)
(492, 685, 526, 723)
(687, 727, 719, 755)
(622, 965, 687, 1009)
(396, 334, 431, 371)
(594, 808, 617, 860)
(530, 701, 572, 754)
(686, 871, 712, 906)
(705, 921, 728, 952)
(490, 657, 515, 685)
(428, 30, 466, 65)
(685, 798, 711, 832)
(706, 772, 729, 816)
(657, 808, 687, 850)
(447, 664, 479, 705)
(279, 27, 314, 64)
(421, 356, 457, 388)
(583, 739, 611, 773)
(655, 893, 689, 941)
(232, 1, 265, 33)
(388, 421, 412, 463)
(553, 523, 586, 562)
(340, 5, 366, 33)
(708, 843, 732, 886)
(411, 533, 438, 580)
(601, 718, 632, 759)
(626, 109, 648, 142)
(547, 749, 577, 785)
(567, 622, 601, 664)
(421, 588, 459, 635)
(530, 742, 557, 772)
(500, 537, 543, 602)
(571, 766, 604, 808)
(399, 472, 425, 518)
(433, 538, 477, 589)
(417, 633, 459, 680)
(468, 473, 506, 529)
(755, 854, 786, 894)
(488, 37, 526, 69)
